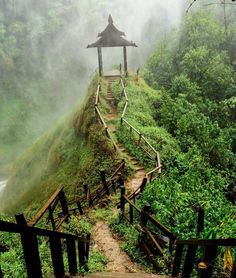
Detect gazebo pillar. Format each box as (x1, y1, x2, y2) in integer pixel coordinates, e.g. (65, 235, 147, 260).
(97, 47, 103, 76)
(123, 46, 128, 76)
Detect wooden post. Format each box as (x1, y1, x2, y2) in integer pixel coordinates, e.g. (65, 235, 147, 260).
(48, 205, 56, 230)
(59, 190, 69, 218)
(100, 169, 109, 195)
(119, 63, 122, 75)
(97, 47, 103, 76)
(66, 238, 77, 275)
(0, 266, 3, 278)
(140, 203, 151, 227)
(15, 213, 43, 278)
(49, 236, 65, 277)
(120, 184, 126, 218)
(129, 204, 134, 224)
(123, 46, 128, 76)
(172, 244, 184, 278)
(140, 176, 148, 193)
(78, 240, 88, 271)
(76, 201, 84, 215)
(182, 245, 198, 277)
(197, 208, 204, 236)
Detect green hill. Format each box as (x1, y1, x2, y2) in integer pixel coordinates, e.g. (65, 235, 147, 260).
(0, 78, 119, 215)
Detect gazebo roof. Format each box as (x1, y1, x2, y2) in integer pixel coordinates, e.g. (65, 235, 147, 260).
(87, 15, 137, 48)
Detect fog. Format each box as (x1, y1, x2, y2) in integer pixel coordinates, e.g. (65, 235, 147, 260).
(0, 0, 187, 177)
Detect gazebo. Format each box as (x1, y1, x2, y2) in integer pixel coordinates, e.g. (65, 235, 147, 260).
(87, 15, 137, 76)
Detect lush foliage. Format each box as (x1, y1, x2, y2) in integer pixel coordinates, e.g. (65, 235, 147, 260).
(112, 12, 235, 241)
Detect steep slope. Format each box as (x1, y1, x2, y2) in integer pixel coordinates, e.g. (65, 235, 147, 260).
(0, 78, 119, 215)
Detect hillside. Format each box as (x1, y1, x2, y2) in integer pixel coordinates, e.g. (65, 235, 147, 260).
(0, 78, 120, 215)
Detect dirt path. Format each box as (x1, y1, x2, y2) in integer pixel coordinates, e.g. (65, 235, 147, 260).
(90, 77, 148, 274)
(92, 221, 146, 273)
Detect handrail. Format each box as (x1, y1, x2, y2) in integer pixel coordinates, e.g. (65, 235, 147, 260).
(119, 77, 162, 181)
(0, 219, 90, 277)
(0, 220, 88, 241)
(176, 238, 236, 246)
(29, 187, 63, 227)
(95, 106, 107, 129)
(172, 238, 236, 278)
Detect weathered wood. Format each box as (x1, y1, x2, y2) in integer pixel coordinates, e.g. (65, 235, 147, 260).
(110, 161, 125, 180)
(123, 196, 141, 213)
(95, 106, 107, 128)
(49, 236, 65, 277)
(66, 238, 77, 275)
(15, 214, 43, 278)
(172, 244, 184, 278)
(28, 187, 63, 226)
(142, 226, 165, 258)
(182, 245, 198, 278)
(140, 242, 160, 272)
(48, 205, 56, 230)
(59, 190, 69, 222)
(0, 219, 89, 241)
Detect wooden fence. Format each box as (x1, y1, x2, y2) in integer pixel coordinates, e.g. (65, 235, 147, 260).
(119, 78, 161, 182)
(0, 218, 90, 278)
(172, 238, 236, 278)
(94, 82, 121, 155)
(119, 184, 176, 271)
(28, 187, 69, 231)
(67, 160, 125, 214)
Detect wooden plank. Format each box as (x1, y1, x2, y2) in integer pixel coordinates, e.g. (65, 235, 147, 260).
(146, 165, 162, 177)
(172, 244, 184, 277)
(49, 236, 65, 277)
(29, 187, 63, 226)
(95, 106, 107, 128)
(140, 242, 160, 272)
(142, 226, 165, 258)
(123, 196, 142, 213)
(66, 238, 77, 275)
(109, 161, 125, 180)
(176, 238, 236, 246)
(21, 232, 42, 278)
(48, 205, 56, 230)
(182, 245, 198, 278)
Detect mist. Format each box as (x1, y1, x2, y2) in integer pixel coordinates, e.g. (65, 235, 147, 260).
(0, 0, 186, 178)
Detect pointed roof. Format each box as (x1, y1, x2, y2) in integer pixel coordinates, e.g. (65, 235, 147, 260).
(87, 15, 137, 48)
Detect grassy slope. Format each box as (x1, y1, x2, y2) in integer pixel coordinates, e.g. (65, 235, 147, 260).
(0, 77, 119, 215)
(112, 74, 235, 239)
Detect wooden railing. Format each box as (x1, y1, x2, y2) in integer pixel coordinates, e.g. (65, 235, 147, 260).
(119, 78, 161, 183)
(119, 185, 176, 271)
(94, 82, 120, 154)
(67, 160, 125, 214)
(28, 187, 69, 231)
(0, 219, 90, 278)
(172, 238, 236, 278)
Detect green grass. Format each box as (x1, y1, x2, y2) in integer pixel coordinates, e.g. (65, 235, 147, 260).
(0, 77, 120, 215)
